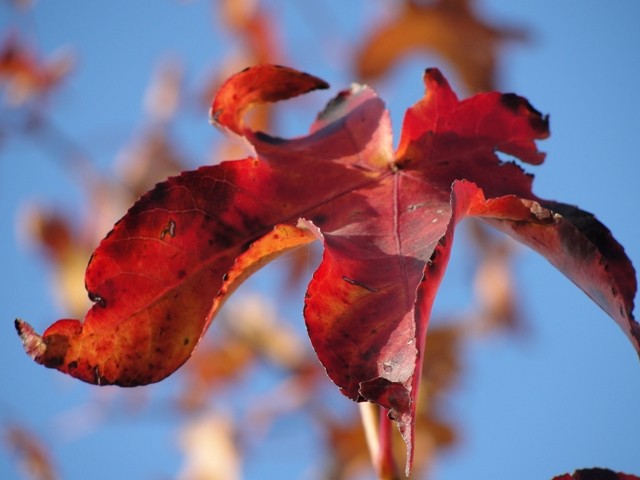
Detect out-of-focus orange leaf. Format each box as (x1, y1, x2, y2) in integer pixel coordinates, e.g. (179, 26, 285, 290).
(20, 207, 92, 317)
(219, 0, 280, 65)
(324, 415, 371, 479)
(420, 324, 462, 397)
(6, 0, 34, 9)
(177, 413, 241, 480)
(178, 294, 311, 411)
(410, 324, 461, 473)
(356, 0, 528, 92)
(469, 221, 522, 332)
(143, 59, 183, 123)
(178, 337, 255, 411)
(115, 129, 187, 199)
(222, 294, 307, 369)
(201, 0, 282, 161)
(0, 34, 73, 104)
(4, 425, 58, 480)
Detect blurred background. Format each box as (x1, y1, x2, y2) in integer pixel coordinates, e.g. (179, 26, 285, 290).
(1, 0, 639, 479)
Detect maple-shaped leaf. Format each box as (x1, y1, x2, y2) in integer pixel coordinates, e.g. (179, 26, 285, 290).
(16, 65, 637, 475)
(356, 0, 527, 92)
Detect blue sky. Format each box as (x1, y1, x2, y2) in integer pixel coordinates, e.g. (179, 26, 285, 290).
(1, 1, 639, 479)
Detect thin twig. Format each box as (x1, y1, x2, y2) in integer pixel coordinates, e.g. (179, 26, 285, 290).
(359, 401, 380, 471)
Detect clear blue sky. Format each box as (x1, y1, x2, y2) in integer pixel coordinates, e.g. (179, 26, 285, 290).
(1, 1, 639, 479)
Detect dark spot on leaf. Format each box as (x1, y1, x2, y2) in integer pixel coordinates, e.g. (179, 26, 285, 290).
(222, 272, 229, 282)
(177, 269, 186, 280)
(611, 287, 618, 297)
(183, 338, 190, 345)
(67, 360, 78, 370)
(500, 93, 549, 133)
(236, 209, 267, 234)
(312, 213, 327, 226)
(88, 291, 106, 308)
(214, 231, 237, 250)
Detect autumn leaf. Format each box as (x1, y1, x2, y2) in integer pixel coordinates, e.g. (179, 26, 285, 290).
(356, 0, 528, 92)
(16, 65, 637, 474)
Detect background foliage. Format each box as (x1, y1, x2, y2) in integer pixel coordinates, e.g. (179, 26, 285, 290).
(1, 1, 639, 479)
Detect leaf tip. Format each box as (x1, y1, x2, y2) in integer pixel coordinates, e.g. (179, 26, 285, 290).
(499, 92, 550, 142)
(15, 319, 46, 360)
(210, 64, 330, 135)
(423, 67, 445, 83)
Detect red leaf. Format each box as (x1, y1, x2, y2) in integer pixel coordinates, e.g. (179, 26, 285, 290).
(17, 65, 638, 474)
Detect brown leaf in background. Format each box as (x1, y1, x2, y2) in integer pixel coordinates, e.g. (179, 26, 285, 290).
(20, 207, 92, 317)
(324, 415, 371, 480)
(219, 0, 280, 65)
(356, 0, 528, 92)
(178, 295, 309, 411)
(143, 58, 183, 123)
(115, 128, 187, 199)
(4, 425, 58, 480)
(469, 220, 523, 333)
(178, 338, 256, 412)
(178, 413, 242, 480)
(222, 294, 308, 369)
(406, 324, 461, 476)
(0, 33, 73, 104)
(201, 0, 281, 115)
